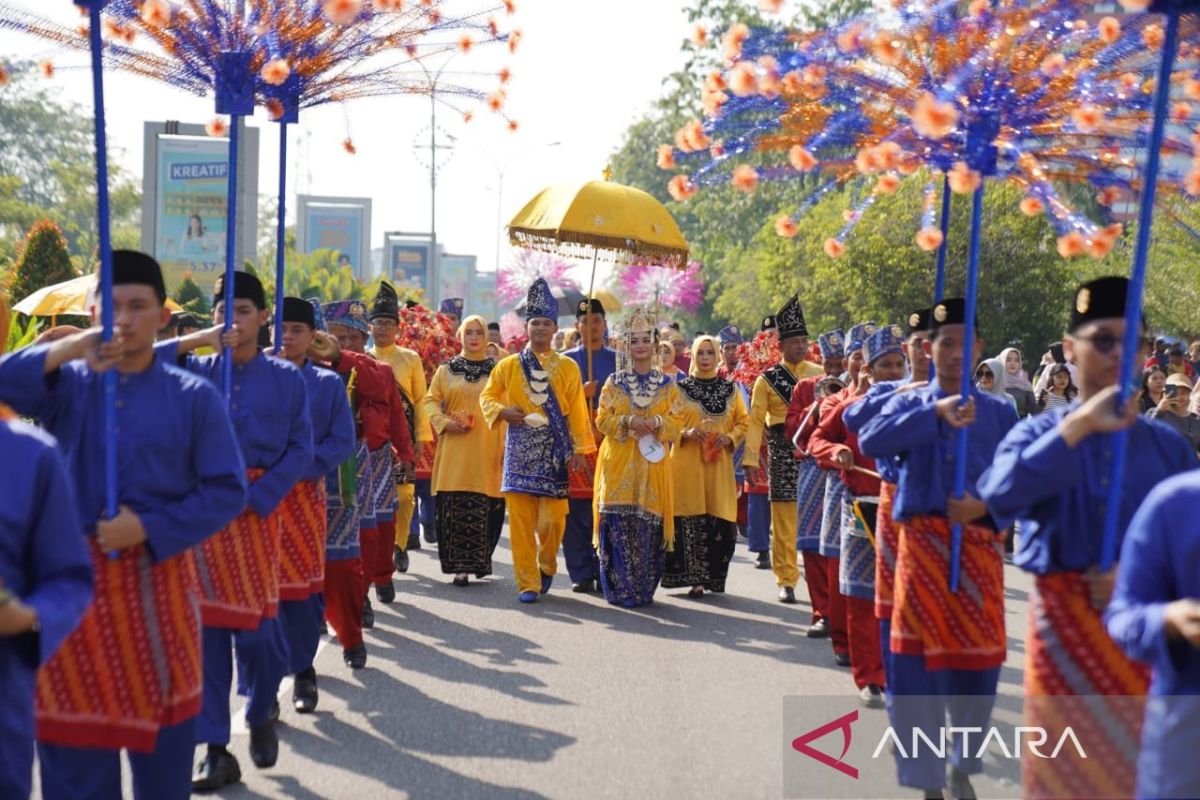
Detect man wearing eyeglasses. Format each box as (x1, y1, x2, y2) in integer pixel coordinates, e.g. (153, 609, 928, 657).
(979, 276, 1198, 800)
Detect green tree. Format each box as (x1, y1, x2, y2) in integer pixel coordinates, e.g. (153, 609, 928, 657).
(173, 272, 211, 316)
(9, 219, 77, 304)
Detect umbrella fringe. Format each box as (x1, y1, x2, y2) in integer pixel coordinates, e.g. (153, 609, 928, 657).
(508, 229, 689, 269)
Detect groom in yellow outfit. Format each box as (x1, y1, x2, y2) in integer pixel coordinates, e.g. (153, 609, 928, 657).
(480, 278, 595, 603)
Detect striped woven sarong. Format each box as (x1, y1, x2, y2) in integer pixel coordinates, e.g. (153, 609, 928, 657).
(278, 479, 328, 600)
(890, 514, 1005, 670)
(874, 482, 899, 619)
(369, 446, 397, 522)
(567, 450, 598, 500)
(817, 472, 846, 557)
(1023, 571, 1149, 800)
(326, 441, 367, 560)
(196, 468, 281, 629)
(36, 539, 202, 751)
(795, 458, 825, 552)
(839, 496, 878, 600)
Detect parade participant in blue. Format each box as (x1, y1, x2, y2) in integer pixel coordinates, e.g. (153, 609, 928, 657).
(440, 296, 464, 329)
(742, 295, 823, 604)
(741, 318, 778, 570)
(1106, 469, 1200, 800)
(979, 276, 1196, 800)
(0, 251, 246, 800)
(161, 270, 313, 789)
(479, 278, 595, 603)
(843, 308, 933, 721)
(562, 297, 617, 593)
(785, 328, 846, 638)
(716, 324, 751, 544)
(814, 322, 875, 665)
(858, 298, 1017, 800)
(274, 297, 356, 715)
(0, 293, 93, 800)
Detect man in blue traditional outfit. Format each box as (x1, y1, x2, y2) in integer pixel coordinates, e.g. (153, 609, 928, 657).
(274, 297, 356, 715)
(562, 297, 617, 593)
(0, 251, 246, 800)
(980, 276, 1195, 799)
(858, 298, 1016, 800)
(1106, 468, 1200, 800)
(480, 278, 595, 603)
(439, 296, 464, 329)
(163, 272, 313, 790)
(0, 291, 93, 800)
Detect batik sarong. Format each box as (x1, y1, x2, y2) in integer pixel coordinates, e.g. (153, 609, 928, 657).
(874, 481, 899, 620)
(325, 441, 366, 560)
(278, 479, 328, 600)
(662, 515, 737, 592)
(369, 446, 397, 524)
(818, 471, 847, 558)
(435, 491, 506, 576)
(890, 514, 1005, 670)
(567, 451, 599, 500)
(36, 539, 202, 751)
(795, 457, 826, 552)
(839, 496, 878, 600)
(597, 507, 664, 607)
(1023, 571, 1149, 800)
(196, 468, 283, 629)
(765, 424, 799, 502)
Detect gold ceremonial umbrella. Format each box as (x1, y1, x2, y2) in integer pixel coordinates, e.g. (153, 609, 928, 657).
(507, 169, 688, 382)
(14, 274, 182, 320)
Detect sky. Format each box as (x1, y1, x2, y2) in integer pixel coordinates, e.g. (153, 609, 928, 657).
(0, 1, 696, 283)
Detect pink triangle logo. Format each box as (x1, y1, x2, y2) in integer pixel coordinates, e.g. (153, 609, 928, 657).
(791, 709, 859, 779)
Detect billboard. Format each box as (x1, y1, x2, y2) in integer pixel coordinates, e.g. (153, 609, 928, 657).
(438, 253, 474, 308)
(141, 122, 259, 294)
(385, 235, 433, 298)
(469, 270, 498, 322)
(296, 196, 372, 280)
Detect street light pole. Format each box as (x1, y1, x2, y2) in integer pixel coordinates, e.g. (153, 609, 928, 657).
(415, 55, 458, 302)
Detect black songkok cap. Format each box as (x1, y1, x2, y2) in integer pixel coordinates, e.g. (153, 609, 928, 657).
(906, 308, 932, 335)
(1069, 276, 1130, 333)
(487, 321, 500, 331)
(775, 294, 809, 340)
(760, 314, 777, 332)
(112, 250, 166, 304)
(575, 297, 606, 319)
(370, 281, 400, 321)
(930, 298, 967, 331)
(213, 270, 266, 311)
(282, 296, 315, 329)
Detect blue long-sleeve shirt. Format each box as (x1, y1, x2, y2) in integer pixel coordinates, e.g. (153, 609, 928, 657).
(0, 419, 93, 798)
(0, 345, 247, 562)
(979, 405, 1196, 574)
(160, 342, 313, 518)
(565, 345, 617, 412)
(298, 360, 356, 482)
(843, 380, 904, 484)
(1104, 470, 1200, 800)
(858, 382, 1017, 522)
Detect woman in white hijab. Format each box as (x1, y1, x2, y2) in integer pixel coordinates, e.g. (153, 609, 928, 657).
(975, 356, 1019, 417)
(997, 347, 1037, 417)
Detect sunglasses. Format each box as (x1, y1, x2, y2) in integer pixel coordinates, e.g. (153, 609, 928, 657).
(977, 369, 994, 378)
(1074, 332, 1154, 354)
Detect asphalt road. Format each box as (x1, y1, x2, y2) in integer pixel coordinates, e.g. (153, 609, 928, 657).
(196, 532, 1031, 800)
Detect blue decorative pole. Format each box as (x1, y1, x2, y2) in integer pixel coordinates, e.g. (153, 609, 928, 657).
(1098, 4, 1188, 571)
(271, 75, 301, 349)
(934, 173, 951, 303)
(76, 0, 117, 527)
(214, 50, 254, 400)
(949, 108, 999, 592)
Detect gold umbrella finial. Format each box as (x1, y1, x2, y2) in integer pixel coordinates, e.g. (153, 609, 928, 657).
(602, 164, 613, 182)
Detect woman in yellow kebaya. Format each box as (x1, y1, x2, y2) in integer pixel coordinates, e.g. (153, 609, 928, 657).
(423, 315, 506, 585)
(663, 335, 748, 597)
(593, 309, 681, 608)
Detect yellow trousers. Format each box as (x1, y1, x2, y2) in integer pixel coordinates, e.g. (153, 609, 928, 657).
(393, 483, 416, 552)
(505, 493, 567, 594)
(771, 501, 800, 589)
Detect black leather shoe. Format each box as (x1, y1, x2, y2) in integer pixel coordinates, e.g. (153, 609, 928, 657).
(267, 700, 280, 723)
(248, 721, 278, 768)
(407, 533, 422, 551)
(423, 524, 437, 544)
(192, 746, 241, 792)
(375, 580, 396, 604)
(343, 643, 367, 669)
(755, 551, 771, 569)
(361, 597, 375, 629)
(393, 545, 409, 573)
(949, 767, 977, 800)
(834, 651, 852, 667)
(293, 668, 318, 714)
(806, 618, 830, 638)
(571, 579, 595, 594)
(778, 587, 797, 604)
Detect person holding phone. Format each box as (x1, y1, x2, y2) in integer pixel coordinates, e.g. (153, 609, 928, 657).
(1149, 373, 1200, 452)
